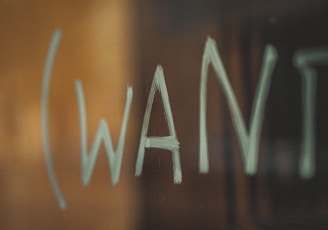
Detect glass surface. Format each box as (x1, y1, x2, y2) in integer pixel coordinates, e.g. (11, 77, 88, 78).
(0, 0, 327, 229)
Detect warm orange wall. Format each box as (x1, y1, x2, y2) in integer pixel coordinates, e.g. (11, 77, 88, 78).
(0, 1, 140, 229)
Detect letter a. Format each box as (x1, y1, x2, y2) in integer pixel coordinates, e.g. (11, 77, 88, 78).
(135, 65, 182, 183)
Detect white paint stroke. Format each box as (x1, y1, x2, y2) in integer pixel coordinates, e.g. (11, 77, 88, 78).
(41, 29, 66, 210)
(294, 48, 328, 179)
(199, 37, 277, 175)
(75, 80, 133, 186)
(135, 65, 182, 183)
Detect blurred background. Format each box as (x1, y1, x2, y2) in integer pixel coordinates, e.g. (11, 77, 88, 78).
(0, 0, 328, 229)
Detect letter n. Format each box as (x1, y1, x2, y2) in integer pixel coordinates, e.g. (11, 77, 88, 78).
(199, 37, 277, 175)
(135, 65, 182, 183)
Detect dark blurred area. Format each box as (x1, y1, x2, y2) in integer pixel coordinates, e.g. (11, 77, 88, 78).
(136, 1, 328, 229)
(0, 0, 328, 229)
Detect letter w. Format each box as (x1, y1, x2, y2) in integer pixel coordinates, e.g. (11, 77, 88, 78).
(199, 38, 277, 175)
(75, 80, 133, 186)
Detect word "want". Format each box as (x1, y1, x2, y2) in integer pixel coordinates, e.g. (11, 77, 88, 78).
(41, 29, 328, 210)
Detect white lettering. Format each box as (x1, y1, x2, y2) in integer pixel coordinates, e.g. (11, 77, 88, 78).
(41, 29, 66, 210)
(135, 65, 182, 183)
(75, 80, 133, 186)
(199, 37, 277, 175)
(294, 48, 328, 178)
